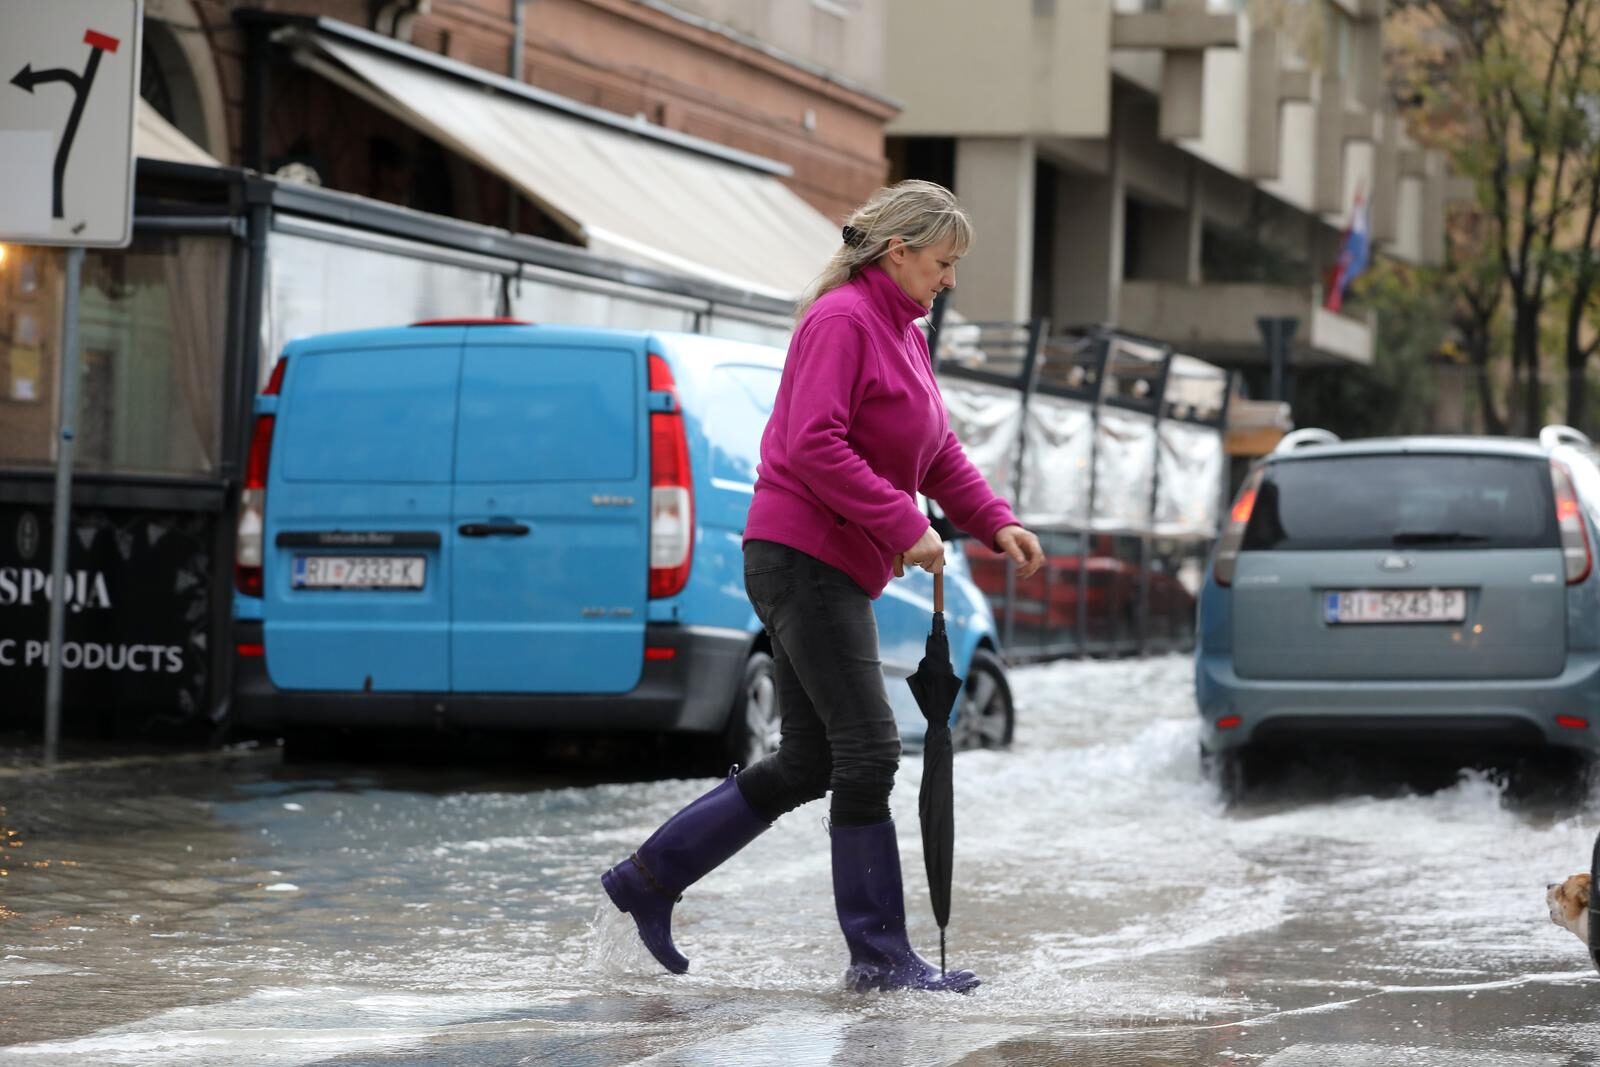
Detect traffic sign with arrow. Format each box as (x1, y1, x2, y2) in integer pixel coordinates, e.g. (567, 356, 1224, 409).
(0, 0, 142, 766)
(12, 29, 124, 221)
(0, 1, 142, 248)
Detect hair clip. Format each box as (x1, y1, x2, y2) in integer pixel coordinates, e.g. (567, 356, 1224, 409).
(841, 224, 866, 248)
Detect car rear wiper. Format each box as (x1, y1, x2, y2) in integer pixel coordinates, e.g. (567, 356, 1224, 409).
(1390, 531, 1490, 544)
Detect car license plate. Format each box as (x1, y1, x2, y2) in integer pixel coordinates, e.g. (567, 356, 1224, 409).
(1324, 588, 1466, 624)
(292, 555, 426, 590)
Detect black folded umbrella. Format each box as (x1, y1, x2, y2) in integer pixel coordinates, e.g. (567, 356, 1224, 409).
(905, 570, 963, 975)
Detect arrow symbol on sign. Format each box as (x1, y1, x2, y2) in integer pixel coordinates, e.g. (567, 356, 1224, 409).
(9, 64, 86, 96)
(7, 29, 121, 220)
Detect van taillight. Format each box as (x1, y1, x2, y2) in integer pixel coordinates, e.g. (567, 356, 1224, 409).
(1551, 461, 1591, 584)
(235, 358, 286, 597)
(1213, 468, 1263, 587)
(648, 354, 693, 599)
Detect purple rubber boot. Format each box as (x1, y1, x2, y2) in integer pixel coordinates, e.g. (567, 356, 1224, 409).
(831, 820, 980, 994)
(600, 772, 769, 974)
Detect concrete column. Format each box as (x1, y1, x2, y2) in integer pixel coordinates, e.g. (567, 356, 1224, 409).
(1155, 0, 1211, 141)
(1370, 113, 1400, 245)
(1314, 77, 1349, 214)
(1160, 52, 1206, 141)
(1050, 136, 1125, 328)
(1132, 161, 1202, 284)
(1351, 18, 1385, 112)
(953, 137, 1037, 322)
(1179, 158, 1203, 284)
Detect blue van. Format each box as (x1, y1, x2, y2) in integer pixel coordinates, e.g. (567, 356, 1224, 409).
(230, 321, 1015, 766)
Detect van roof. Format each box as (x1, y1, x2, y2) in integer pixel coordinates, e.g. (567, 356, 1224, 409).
(279, 324, 786, 367)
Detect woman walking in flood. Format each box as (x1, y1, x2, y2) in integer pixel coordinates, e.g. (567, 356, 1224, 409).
(602, 179, 1044, 993)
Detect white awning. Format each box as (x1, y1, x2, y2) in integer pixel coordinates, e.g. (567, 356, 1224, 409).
(289, 31, 840, 300)
(135, 98, 221, 167)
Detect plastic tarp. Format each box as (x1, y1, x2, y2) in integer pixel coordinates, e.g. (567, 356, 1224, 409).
(1091, 408, 1157, 532)
(1154, 421, 1225, 537)
(938, 376, 1023, 505)
(291, 35, 840, 301)
(264, 228, 502, 382)
(1018, 394, 1093, 527)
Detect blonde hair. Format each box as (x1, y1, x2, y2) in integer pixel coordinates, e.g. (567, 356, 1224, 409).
(796, 179, 973, 318)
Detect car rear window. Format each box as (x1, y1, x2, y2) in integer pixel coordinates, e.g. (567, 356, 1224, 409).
(1243, 453, 1559, 551)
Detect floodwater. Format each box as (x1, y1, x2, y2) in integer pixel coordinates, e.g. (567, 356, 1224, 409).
(3, 656, 1599, 1065)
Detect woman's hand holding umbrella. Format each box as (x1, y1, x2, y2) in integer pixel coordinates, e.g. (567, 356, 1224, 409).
(896, 526, 945, 576)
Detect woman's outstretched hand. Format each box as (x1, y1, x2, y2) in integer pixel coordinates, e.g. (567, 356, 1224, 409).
(995, 524, 1044, 579)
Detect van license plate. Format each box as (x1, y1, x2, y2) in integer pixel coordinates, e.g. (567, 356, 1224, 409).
(1324, 588, 1466, 624)
(292, 556, 426, 590)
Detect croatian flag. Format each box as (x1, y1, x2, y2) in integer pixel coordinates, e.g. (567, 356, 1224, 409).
(1324, 186, 1370, 312)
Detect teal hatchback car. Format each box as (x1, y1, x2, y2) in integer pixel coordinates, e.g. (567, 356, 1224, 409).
(1196, 428, 1600, 778)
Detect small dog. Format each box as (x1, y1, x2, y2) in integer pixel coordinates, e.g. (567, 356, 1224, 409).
(1547, 873, 1591, 945)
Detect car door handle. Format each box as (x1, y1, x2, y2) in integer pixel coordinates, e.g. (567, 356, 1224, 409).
(458, 522, 530, 537)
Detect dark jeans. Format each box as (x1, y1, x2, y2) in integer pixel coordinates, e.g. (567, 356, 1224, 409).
(736, 540, 902, 827)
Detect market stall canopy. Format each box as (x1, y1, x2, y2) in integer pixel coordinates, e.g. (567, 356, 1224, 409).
(285, 24, 840, 301)
(136, 99, 221, 167)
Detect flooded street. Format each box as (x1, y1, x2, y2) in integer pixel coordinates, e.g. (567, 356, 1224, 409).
(3, 655, 1599, 1065)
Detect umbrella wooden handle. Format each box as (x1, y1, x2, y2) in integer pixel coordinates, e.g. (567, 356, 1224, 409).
(894, 554, 905, 578)
(934, 571, 943, 614)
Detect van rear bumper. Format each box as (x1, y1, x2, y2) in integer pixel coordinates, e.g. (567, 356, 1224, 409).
(229, 621, 752, 736)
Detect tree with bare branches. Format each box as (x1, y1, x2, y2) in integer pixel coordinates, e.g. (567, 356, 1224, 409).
(1390, 0, 1600, 433)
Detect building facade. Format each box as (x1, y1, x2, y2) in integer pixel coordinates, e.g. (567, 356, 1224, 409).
(884, 0, 1462, 382)
(140, 0, 893, 223)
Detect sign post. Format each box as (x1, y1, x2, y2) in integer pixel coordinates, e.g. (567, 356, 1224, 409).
(1, 0, 143, 764)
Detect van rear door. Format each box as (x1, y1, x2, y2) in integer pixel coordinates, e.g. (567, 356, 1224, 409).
(450, 328, 651, 693)
(263, 330, 463, 691)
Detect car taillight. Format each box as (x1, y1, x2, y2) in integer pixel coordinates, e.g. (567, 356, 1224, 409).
(235, 358, 286, 597)
(1551, 460, 1592, 584)
(1212, 468, 1263, 587)
(648, 354, 693, 598)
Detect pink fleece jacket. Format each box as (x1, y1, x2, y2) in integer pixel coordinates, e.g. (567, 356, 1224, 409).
(743, 264, 1021, 598)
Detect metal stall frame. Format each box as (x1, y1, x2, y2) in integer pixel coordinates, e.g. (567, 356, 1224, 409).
(928, 314, 1047, 654)
(1094, 332, 1172, 657)
(933, 313, 1232, 663)
(1072, 324, 1234, 657)
(8, 154, 801, 734)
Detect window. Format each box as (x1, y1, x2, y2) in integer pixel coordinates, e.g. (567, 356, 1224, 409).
(0, 234, 230, 477)
(1243, 454, 1560, 552)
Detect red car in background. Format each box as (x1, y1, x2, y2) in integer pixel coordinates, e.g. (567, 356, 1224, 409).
(963, 531, 1200, 655)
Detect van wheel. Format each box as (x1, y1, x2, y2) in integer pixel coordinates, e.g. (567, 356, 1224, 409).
(952, 649, 1014, 751)
(721, 651, 780, 771)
